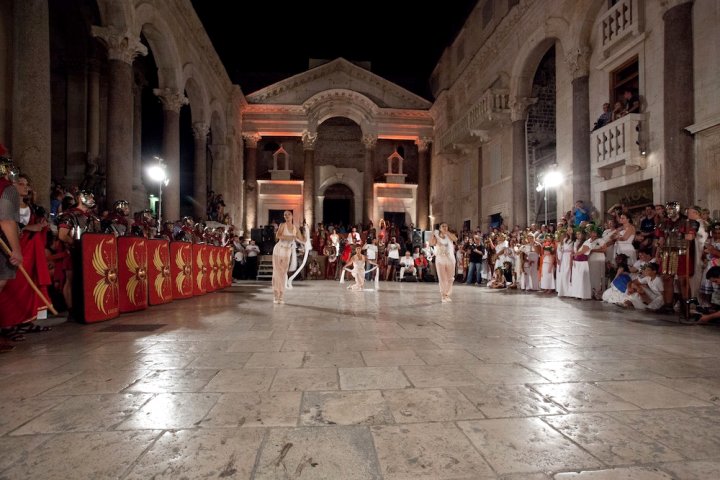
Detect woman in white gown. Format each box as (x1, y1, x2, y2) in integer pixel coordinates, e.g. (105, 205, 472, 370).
(569, 230, 592, 300)
(556, 229, 574, 297)
(539, 236, 556, 292)
(345, 246, 367, 290)
(430, 223, 457, 303)
(272, 210, 305, 304)
(585, 226, 607, 299)
(614, 214, 637, 265)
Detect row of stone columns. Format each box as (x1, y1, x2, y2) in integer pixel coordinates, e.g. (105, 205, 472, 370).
(242, 133, 432, 232)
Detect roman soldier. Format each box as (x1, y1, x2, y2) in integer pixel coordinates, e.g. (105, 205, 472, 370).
(103, 200, 130, 236)
(658, 201, 698, 315)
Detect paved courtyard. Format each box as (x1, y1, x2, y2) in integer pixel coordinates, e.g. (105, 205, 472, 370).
(1, 280, 719, 479)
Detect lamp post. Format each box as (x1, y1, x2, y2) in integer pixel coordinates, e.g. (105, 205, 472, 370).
(147, 156, 169, 226)
(536, 170, 563, 226)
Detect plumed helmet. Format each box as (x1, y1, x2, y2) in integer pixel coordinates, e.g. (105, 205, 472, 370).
(77, 190, 96, 208)
(0, 155, 19, 182)
(113, 200, 130, 216)
(665, 201, 681, 217)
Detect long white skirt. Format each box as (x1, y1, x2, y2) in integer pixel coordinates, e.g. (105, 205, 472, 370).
(569, 261, 592, 300)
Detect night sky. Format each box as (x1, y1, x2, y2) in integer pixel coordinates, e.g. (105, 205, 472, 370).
(190, 1, 478, 100)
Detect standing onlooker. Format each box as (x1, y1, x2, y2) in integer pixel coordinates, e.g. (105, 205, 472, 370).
(592, 103, 612, 131)
(245, 239, 260, 280)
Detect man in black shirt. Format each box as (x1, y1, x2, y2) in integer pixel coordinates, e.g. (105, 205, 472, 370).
(465, 235, 485, 285)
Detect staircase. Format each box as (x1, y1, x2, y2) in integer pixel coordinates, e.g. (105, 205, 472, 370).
(256, 255, 273, 280)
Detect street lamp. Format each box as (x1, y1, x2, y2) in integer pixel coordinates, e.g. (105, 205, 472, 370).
(147, 156, 169, 226)
(536, 169, 563, 226)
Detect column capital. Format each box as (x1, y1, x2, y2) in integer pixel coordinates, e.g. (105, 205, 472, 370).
(91, 26, 147, 64)
(362, 134, 378, 150)
(242, 133, 262, 149)
(192, 122, 210, 140)
(415, 137, 432, 153)
(153, 88, 189, 113)
(509, 96, 538, 122)
(301, 130, 318, 150)
(564, 46, 591, 80)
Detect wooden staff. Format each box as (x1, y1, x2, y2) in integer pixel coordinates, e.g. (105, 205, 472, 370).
(0, 236, 58, 315)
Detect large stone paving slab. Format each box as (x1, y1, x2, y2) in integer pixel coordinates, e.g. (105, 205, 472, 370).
(0, 280, 718, 479)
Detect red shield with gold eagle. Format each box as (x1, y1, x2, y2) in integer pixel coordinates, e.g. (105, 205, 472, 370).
(147, 238, 172, 305)
(207, 246, 217, 292)
(192, 243, 207, 296)
(81, 233, 120, 323)
(117, 236, 148, 313)
(170, 241, 193, 300)
(224, 246, 232, 287)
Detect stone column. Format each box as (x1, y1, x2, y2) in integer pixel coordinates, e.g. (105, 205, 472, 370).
(243, 133, 261, 233)
(131, 78, 146, 209)
(663, 0, 694, 205)
(87, 58, 101, 181)
(302, 130, 318, 228)
(192, 122, 209, 220)
(92, 27, 147, 209)
(154, 88, 188, 222)
(476, 145, 483, 229)
(12, 0, 51, 207)
(362, 134, 377, 226)
(415, 138, 431, 230)
(509, 97, 536, 227)
(566, 47, 591, 207)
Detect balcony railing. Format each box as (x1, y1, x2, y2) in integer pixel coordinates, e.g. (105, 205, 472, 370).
(438, 88, 510, 153)
(600, 0, 642, 56)
(591, 113, 646, 179)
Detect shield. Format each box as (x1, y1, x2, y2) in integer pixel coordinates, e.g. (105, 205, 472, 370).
(170, 242, 193, 299)
(117, 236, 148, 313)
(147, 238, 172, 305)
(193, 243, 207, 296)
(81, 233, 120, 323)
(207, 246, 218, 292)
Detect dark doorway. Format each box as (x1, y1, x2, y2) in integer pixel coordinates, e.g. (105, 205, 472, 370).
(383, 211, 406, 228)
(268, 209, 290, 225)
(323, 183, 354, 227)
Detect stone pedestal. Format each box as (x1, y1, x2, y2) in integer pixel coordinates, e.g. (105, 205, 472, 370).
(12, 0, 51, 207)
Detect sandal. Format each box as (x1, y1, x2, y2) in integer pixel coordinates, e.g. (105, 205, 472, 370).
(0, 329, 25, 342)
(15, 322, 52, 334)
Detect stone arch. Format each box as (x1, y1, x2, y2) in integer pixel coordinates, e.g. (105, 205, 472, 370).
(568, 0, 607, 51)
(318, 176, 361, 201)
(209, 99, 227, 141)
(510, 20, 570, 100)
(133, 3, 182, 90)
(303, 89, 379, 137)
(182, 64, 209, 124)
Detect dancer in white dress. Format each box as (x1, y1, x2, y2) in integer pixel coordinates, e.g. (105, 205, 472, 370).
(272, 210, 305, 304)
(569, 230, 592, 300)
(345, 246, 367, 291)
(614, 214, 637, 265)
(556, 230, 574, 297)
(539, 236, 556, 293)
(585, 226, 607, 299)
(430, 223, 457, 303)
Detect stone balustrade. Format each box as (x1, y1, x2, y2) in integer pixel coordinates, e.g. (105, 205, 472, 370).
(600, 0, 642, 56)
(592, 113, 646, 179)
(438, 88, 510, 153)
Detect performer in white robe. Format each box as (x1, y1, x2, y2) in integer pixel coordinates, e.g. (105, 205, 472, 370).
(345, 246, 367, 291)
(569, 230, 592, 300)
(430, 223, 457, 303)
(556, 231, 574, 297)
(272, 210, 305, 304)
(585, 227, 607, 299)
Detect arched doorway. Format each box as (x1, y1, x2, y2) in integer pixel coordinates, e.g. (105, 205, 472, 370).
(323, 183, 354, 227)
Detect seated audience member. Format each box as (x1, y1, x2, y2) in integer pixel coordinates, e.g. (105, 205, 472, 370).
(623, 262, 664, 311)
(602, 254, 631, 304)
(414, 252, 428, 281)
(696, 266, 720, 324)
(487, 268, 507, 289)
(399, 251, 417, 281)
(592, 103, 612, 131)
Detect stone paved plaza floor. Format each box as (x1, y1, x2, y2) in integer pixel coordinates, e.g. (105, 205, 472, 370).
(1, 280, 720, 479)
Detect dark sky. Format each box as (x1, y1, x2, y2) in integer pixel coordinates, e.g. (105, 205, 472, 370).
(190, 1, 478, 100)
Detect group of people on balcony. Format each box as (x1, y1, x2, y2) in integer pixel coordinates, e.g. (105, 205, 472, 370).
(592, 89, 641, 131)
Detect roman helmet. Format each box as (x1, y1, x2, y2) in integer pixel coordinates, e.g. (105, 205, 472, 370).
(664, 201, 681, 218)
(113, 200, 130, 216)
(77, 190, 96, 209)
(0, 155, 19, 182)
